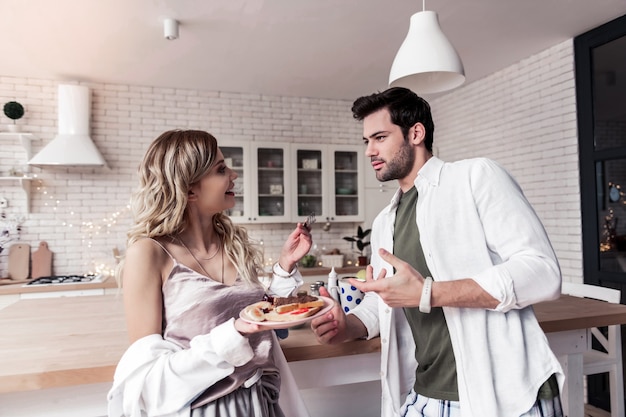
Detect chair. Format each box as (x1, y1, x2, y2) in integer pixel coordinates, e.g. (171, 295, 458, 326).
(561, 282, 624, 417)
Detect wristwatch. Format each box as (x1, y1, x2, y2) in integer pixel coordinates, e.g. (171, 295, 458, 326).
(419, 277, 433, 313)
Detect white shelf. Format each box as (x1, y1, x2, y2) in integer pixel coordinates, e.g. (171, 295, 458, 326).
(0, 177, 34, 213)
(0, 132, 37, 213)
(0, 132, 34, 160)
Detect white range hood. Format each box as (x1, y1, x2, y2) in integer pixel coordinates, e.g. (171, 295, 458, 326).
(29, 84, 107, 167)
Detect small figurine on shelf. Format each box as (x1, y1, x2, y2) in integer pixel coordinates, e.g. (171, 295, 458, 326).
(3, 101, 25, 133)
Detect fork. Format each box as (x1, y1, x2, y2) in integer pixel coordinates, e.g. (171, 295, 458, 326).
(303, 212, 316, 230)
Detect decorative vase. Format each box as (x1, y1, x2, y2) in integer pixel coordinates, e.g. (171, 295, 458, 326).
(357, 256, 369, 267)
(6, 124, 20, 133)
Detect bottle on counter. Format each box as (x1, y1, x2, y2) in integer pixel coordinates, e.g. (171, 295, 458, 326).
(327, 267, 340, 302)
(309, 282, 320, 296)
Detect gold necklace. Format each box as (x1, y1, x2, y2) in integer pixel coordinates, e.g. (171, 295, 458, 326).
(177, 236, 225, 283)
(189, 239, 222, 260)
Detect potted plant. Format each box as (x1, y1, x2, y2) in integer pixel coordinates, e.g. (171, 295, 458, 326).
(300, 254, 317, 268)
(3, 101, 25, 132)
(343, 225, 371, 266)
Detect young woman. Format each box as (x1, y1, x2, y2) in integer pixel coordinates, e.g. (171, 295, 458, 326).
(108, 130, 311, 417)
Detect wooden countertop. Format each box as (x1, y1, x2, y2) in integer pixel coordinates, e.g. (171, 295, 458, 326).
(0, 275, 118, 295)
(0, 267, 361, 296)
(299, 265, 362, 277)
(0, 295, 127, 393)
(3, 293, 626, 394)
(0, 294, 376, 393)
(534, 294, 626, 333)
(280, 327, 380, 362)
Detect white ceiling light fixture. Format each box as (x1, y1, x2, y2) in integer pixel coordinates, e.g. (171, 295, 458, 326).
(164, 18, 179, 40)
(389, 0, 465, 94)
(29, 84, 107, 168)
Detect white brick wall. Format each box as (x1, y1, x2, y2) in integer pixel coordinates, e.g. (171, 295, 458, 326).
(0, 39, 583, 283)
(432, 39, 582, 282)
(0, 81, 364, 276)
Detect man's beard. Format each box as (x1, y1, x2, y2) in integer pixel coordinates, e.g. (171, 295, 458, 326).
(376, 140, 415, 182)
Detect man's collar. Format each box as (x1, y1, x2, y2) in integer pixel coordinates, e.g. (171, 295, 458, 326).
(415, 156, 443, 187)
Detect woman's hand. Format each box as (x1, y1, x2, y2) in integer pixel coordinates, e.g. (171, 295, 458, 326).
(277, 223, 313, 271)
(234, 318, 269, 335)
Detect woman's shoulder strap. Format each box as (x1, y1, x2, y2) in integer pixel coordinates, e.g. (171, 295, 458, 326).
(144, 237, 176, 262)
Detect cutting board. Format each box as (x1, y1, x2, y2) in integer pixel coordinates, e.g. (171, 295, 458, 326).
(8, 242, 30, 280)
(32, 241, 53, 278)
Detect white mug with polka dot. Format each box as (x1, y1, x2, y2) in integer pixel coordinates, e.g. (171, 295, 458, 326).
(338, 277, 365, 313)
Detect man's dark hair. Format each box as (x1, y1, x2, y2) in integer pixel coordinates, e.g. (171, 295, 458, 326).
(351, 87, 434, 153)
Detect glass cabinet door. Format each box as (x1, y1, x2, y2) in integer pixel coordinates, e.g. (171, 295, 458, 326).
(253, 143, 291, 223)
(221, 144, 248, 220)
(292, 144, 364, 223)
(330, 146, 364, 221)
(295, 147, 325, 222)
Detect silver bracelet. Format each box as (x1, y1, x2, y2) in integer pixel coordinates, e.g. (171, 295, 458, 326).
(419, 277, 433, 314)
(272, 262, 297, 278)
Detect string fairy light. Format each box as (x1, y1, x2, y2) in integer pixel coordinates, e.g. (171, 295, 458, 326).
(30, 179, 131, 276)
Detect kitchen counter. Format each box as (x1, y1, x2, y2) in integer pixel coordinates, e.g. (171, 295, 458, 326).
(0, 294, 377, 393)
(4, 293, 624, 417)
(5, 291, 626, 393)
(0, 274, 118, 296)
(0, 266, 361, 297)
(298, 265, 362, 277)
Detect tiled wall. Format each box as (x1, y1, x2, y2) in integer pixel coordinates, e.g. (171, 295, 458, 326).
(432, 39, 582, 282)
(0, 82, 365, 276)
(0, 38, 583, 283)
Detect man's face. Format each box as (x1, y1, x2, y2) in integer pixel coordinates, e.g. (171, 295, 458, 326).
(362, 108, 415, 183)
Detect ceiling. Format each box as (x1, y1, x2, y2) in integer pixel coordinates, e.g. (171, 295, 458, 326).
(2, 0, 626, 101)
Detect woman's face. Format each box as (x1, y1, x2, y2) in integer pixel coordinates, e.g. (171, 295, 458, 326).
(188, 149, 238, 214)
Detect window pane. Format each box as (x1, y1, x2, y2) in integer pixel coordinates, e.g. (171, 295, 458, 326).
(593, 35, 626, 150)
(598, 158, 626, 272)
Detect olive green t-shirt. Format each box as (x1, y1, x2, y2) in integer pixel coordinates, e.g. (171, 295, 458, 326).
(394, 186, 459, 401)
(393, 186, 558, 402)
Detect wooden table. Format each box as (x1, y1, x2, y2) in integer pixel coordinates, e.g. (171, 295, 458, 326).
(534, 294, 626, 417)
(0, 294, 380, 417)
(0, 294, 378, 393)
(2, 293, 626, 417)
(0, 294, 127, 393)
(535, 293, 626, 333)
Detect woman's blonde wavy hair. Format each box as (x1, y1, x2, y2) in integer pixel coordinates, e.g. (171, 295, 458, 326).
(116, 130, 264, 286)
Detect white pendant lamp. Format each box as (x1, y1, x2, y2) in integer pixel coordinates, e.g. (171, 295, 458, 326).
(389, 2, 465, 94)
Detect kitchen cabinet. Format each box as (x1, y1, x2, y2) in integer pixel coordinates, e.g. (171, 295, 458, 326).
(221, 142, 250, 221)
(223, 142, 364, 224)
(0, 132, 36, 213)
(222, 142, 292, 223)
(363, 158, 395, 229)
(292, 144, 364, 224)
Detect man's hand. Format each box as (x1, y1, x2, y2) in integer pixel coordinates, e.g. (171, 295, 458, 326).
(310, 286, 367, 344)
(349, 248, 424, 308)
